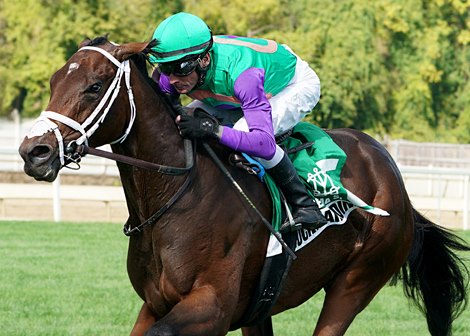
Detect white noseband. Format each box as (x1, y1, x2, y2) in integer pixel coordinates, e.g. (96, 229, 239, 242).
(26, 46, 136, 166)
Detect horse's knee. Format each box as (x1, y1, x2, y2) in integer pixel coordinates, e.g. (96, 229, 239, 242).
(142, 286, 228, 336)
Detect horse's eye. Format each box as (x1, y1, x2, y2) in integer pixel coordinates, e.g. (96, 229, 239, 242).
(87, 82, 102, 94)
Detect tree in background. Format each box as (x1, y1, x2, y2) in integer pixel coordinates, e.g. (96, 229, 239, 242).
(378, 0, 470, 143)
(0, 0, 182, 118)
(0, 0, 468, 143)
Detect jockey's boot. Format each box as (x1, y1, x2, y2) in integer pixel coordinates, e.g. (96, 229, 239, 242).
(267, 153, 327, 233)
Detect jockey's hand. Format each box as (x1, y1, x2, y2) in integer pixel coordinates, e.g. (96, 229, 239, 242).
(176, 114, 220, 140)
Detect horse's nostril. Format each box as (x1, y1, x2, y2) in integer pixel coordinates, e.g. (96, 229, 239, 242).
(31, 145, 50, 157)
(28, 145, 52, 163)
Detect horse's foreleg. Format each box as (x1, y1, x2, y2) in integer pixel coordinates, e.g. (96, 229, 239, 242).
(130, 303, 156, 336)
(241, 317, 274, 336)
(143, 286, 229, 336)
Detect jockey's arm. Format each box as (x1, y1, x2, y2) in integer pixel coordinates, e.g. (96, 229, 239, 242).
(218, 68, 276, 160)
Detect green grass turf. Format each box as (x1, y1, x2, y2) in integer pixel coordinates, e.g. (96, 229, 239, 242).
(1, 221, 469, 335)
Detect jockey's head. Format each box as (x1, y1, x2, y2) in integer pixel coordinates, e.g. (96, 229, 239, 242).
(150, 12, 213, 87)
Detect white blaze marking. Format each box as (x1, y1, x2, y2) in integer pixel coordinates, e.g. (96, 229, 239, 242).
(67, 62, 80, 75)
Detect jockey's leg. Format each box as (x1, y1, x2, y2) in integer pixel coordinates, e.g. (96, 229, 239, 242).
(260, 147, 327, 232)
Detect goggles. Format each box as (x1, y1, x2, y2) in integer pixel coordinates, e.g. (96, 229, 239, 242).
(158, 58, 200, 77)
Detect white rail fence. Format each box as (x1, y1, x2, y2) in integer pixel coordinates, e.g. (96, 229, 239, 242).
(1, 118, 469, 228)
(398, 166, 469, 230)
(1, 149, 469, 229)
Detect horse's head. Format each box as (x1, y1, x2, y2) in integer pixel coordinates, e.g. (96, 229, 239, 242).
(19, 36, 153, 182)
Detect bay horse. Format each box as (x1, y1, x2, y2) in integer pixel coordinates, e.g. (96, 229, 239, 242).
(18, 36, 469, 336)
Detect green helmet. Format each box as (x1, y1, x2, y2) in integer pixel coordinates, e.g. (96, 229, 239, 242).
(150, 12, 212, 64)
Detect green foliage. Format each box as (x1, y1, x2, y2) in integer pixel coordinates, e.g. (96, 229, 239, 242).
(0, 0, 468, 143)
(377, 0, 470, 142)
(296, 1, 391, 131)
(0, 0, 178, 118)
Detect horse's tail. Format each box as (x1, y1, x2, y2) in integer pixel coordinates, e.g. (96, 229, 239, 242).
(400, 209, 470, 336)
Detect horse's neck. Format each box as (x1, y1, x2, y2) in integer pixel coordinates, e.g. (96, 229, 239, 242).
(113, 63, 184, 165)
(112, 72, 186, 221)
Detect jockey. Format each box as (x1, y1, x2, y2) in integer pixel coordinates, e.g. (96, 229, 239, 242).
(149, 12, 327, 233)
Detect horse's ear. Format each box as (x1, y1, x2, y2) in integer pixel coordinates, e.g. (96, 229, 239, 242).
(79, 38, 92, 49)
(115, 41, 151, 61)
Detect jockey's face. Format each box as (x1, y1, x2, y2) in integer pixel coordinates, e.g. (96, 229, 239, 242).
(168, 70, 199, 94)
(167, 53, 210, 94)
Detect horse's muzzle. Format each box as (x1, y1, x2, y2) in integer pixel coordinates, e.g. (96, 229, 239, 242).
(18, 140, 61, 182)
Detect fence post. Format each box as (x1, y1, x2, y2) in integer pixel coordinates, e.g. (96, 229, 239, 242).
(464, 175, 469, 231)
(52, 174, 61, 222)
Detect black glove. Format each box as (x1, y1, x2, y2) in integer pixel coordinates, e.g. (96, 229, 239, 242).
(177, 114, 220, 139)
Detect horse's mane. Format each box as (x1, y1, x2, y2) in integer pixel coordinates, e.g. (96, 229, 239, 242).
(86, 35, 110, 46)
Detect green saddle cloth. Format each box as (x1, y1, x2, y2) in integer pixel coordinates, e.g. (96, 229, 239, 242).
(265, 122, 389, 231)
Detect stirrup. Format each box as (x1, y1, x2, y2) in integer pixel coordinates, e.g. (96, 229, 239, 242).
(279, 220, 303, 234)
(279, 209, 328, 234)
(279, 217, 327, 234)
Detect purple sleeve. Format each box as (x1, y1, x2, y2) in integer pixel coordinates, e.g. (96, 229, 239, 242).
(151, 69, 178, 95)
(219, 68, 276, 160)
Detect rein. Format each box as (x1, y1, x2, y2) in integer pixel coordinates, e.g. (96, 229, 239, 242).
(76, 144, 193, 175)
(122, 165, 194, 236)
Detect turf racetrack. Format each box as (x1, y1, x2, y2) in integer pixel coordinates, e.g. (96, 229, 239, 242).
(1, 221, 469, 335)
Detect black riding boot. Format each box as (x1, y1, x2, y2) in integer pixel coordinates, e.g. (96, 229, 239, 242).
(267, 153, 327, 233)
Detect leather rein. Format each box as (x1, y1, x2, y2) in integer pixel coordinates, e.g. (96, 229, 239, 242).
(75, 142, 193, 176)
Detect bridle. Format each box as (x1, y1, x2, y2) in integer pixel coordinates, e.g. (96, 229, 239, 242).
(26, 46, 136, 167)
(25, 44, 196, 236)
